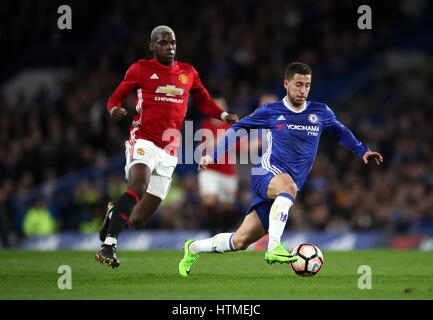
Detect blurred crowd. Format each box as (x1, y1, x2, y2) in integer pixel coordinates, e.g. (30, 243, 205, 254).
(1, 0, 432, 246)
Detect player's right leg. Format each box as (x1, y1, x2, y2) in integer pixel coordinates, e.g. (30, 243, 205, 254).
(264, 173, 298, 264)
(179, 211, 266, 277)
(98, 201, 115, 242)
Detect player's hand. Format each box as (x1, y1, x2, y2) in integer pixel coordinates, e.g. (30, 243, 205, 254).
(362, 151, 383, 165)
(222, 113, 239, 125)
(198, 155, 214, 171)
(109, 106, 128, 120)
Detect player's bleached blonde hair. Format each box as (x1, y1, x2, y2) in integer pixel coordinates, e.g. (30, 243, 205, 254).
(150, 25, 175, 43)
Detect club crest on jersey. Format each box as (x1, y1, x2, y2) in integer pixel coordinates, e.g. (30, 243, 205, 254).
(137, 148, 145, 155)
(179, 74, 188, 85)
(308, 113, 319, 124)
(155, 85, 184, 97)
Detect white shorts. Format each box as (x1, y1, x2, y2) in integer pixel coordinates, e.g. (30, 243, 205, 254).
(198, 169, 238, 204)
(124, 139, 178, 200)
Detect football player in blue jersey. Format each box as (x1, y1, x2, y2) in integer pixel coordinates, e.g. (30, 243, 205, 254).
(179, 62, 383, 277)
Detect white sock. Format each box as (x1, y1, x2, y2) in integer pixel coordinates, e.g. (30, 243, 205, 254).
(104, 236, 117, 246)
(268, 193, 294, 252)
(189, 233, 235, 254)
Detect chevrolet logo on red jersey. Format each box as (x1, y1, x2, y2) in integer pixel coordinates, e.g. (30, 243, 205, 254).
(155, 85, 184, 97)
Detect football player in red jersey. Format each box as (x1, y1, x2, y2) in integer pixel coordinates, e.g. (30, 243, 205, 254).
(95, 26, 239, 268)
(198, 97, 239, 232)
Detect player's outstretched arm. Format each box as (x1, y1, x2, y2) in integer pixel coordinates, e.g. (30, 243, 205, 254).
(109, 106, 128, 121)
(362, 151, 383, 165)
(198, 154, 214, 171)
(198, 107, 269, 172)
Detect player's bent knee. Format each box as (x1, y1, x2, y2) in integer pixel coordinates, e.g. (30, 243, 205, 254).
(279, 177, 297, 197)
(127, 183, 146, 200)
(268, 174, 297, 199)
(128, 215, 144, 229)
(284, 181, 297, 197)
(232, 235, 251, 251)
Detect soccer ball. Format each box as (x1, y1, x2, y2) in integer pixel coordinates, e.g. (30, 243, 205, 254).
(290, 243, 324, 277)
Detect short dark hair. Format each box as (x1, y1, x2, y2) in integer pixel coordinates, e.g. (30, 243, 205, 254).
(284, 62, 312, 80)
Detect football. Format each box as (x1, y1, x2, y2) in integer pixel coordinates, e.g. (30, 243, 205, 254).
(290, 243, 324, 277)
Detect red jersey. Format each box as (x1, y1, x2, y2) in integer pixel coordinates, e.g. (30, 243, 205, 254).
(201, 118, 237, 176)
(107, 58, 224, 156)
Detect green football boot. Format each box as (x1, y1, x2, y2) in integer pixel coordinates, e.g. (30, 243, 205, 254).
(265, 243, 298, 264)
(179, 240, 199, 277)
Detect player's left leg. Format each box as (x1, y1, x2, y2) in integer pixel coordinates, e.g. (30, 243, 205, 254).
(96, 139, 158, 267)
(96, 163, 150, 268)
(96, 140, 176, 268)
(179, 210, 266, 277)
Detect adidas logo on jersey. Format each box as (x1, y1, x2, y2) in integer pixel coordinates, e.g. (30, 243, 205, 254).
(277, 115, 286, 121)
(150, 73, 159, 79)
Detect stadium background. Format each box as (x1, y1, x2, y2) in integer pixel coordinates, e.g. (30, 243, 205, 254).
(0, 0, 432, 250)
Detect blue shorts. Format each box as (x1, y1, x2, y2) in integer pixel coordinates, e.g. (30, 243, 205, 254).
(246, 168, 277, 232)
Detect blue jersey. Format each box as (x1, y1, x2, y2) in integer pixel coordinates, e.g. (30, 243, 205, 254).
(210, 97, 370, 191)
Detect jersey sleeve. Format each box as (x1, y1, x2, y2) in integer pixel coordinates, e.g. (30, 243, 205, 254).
(323, 105, 370, 158)
(107, 62, 140, 113)
(209, 105, 271, 163)
(189, 66, 224, 119)
(231, 105, 272, 130)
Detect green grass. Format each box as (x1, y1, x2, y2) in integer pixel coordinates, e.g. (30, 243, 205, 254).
(0, 250, 432, 300)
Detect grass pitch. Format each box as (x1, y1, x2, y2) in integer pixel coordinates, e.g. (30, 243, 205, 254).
(0, 249, 432, 300)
